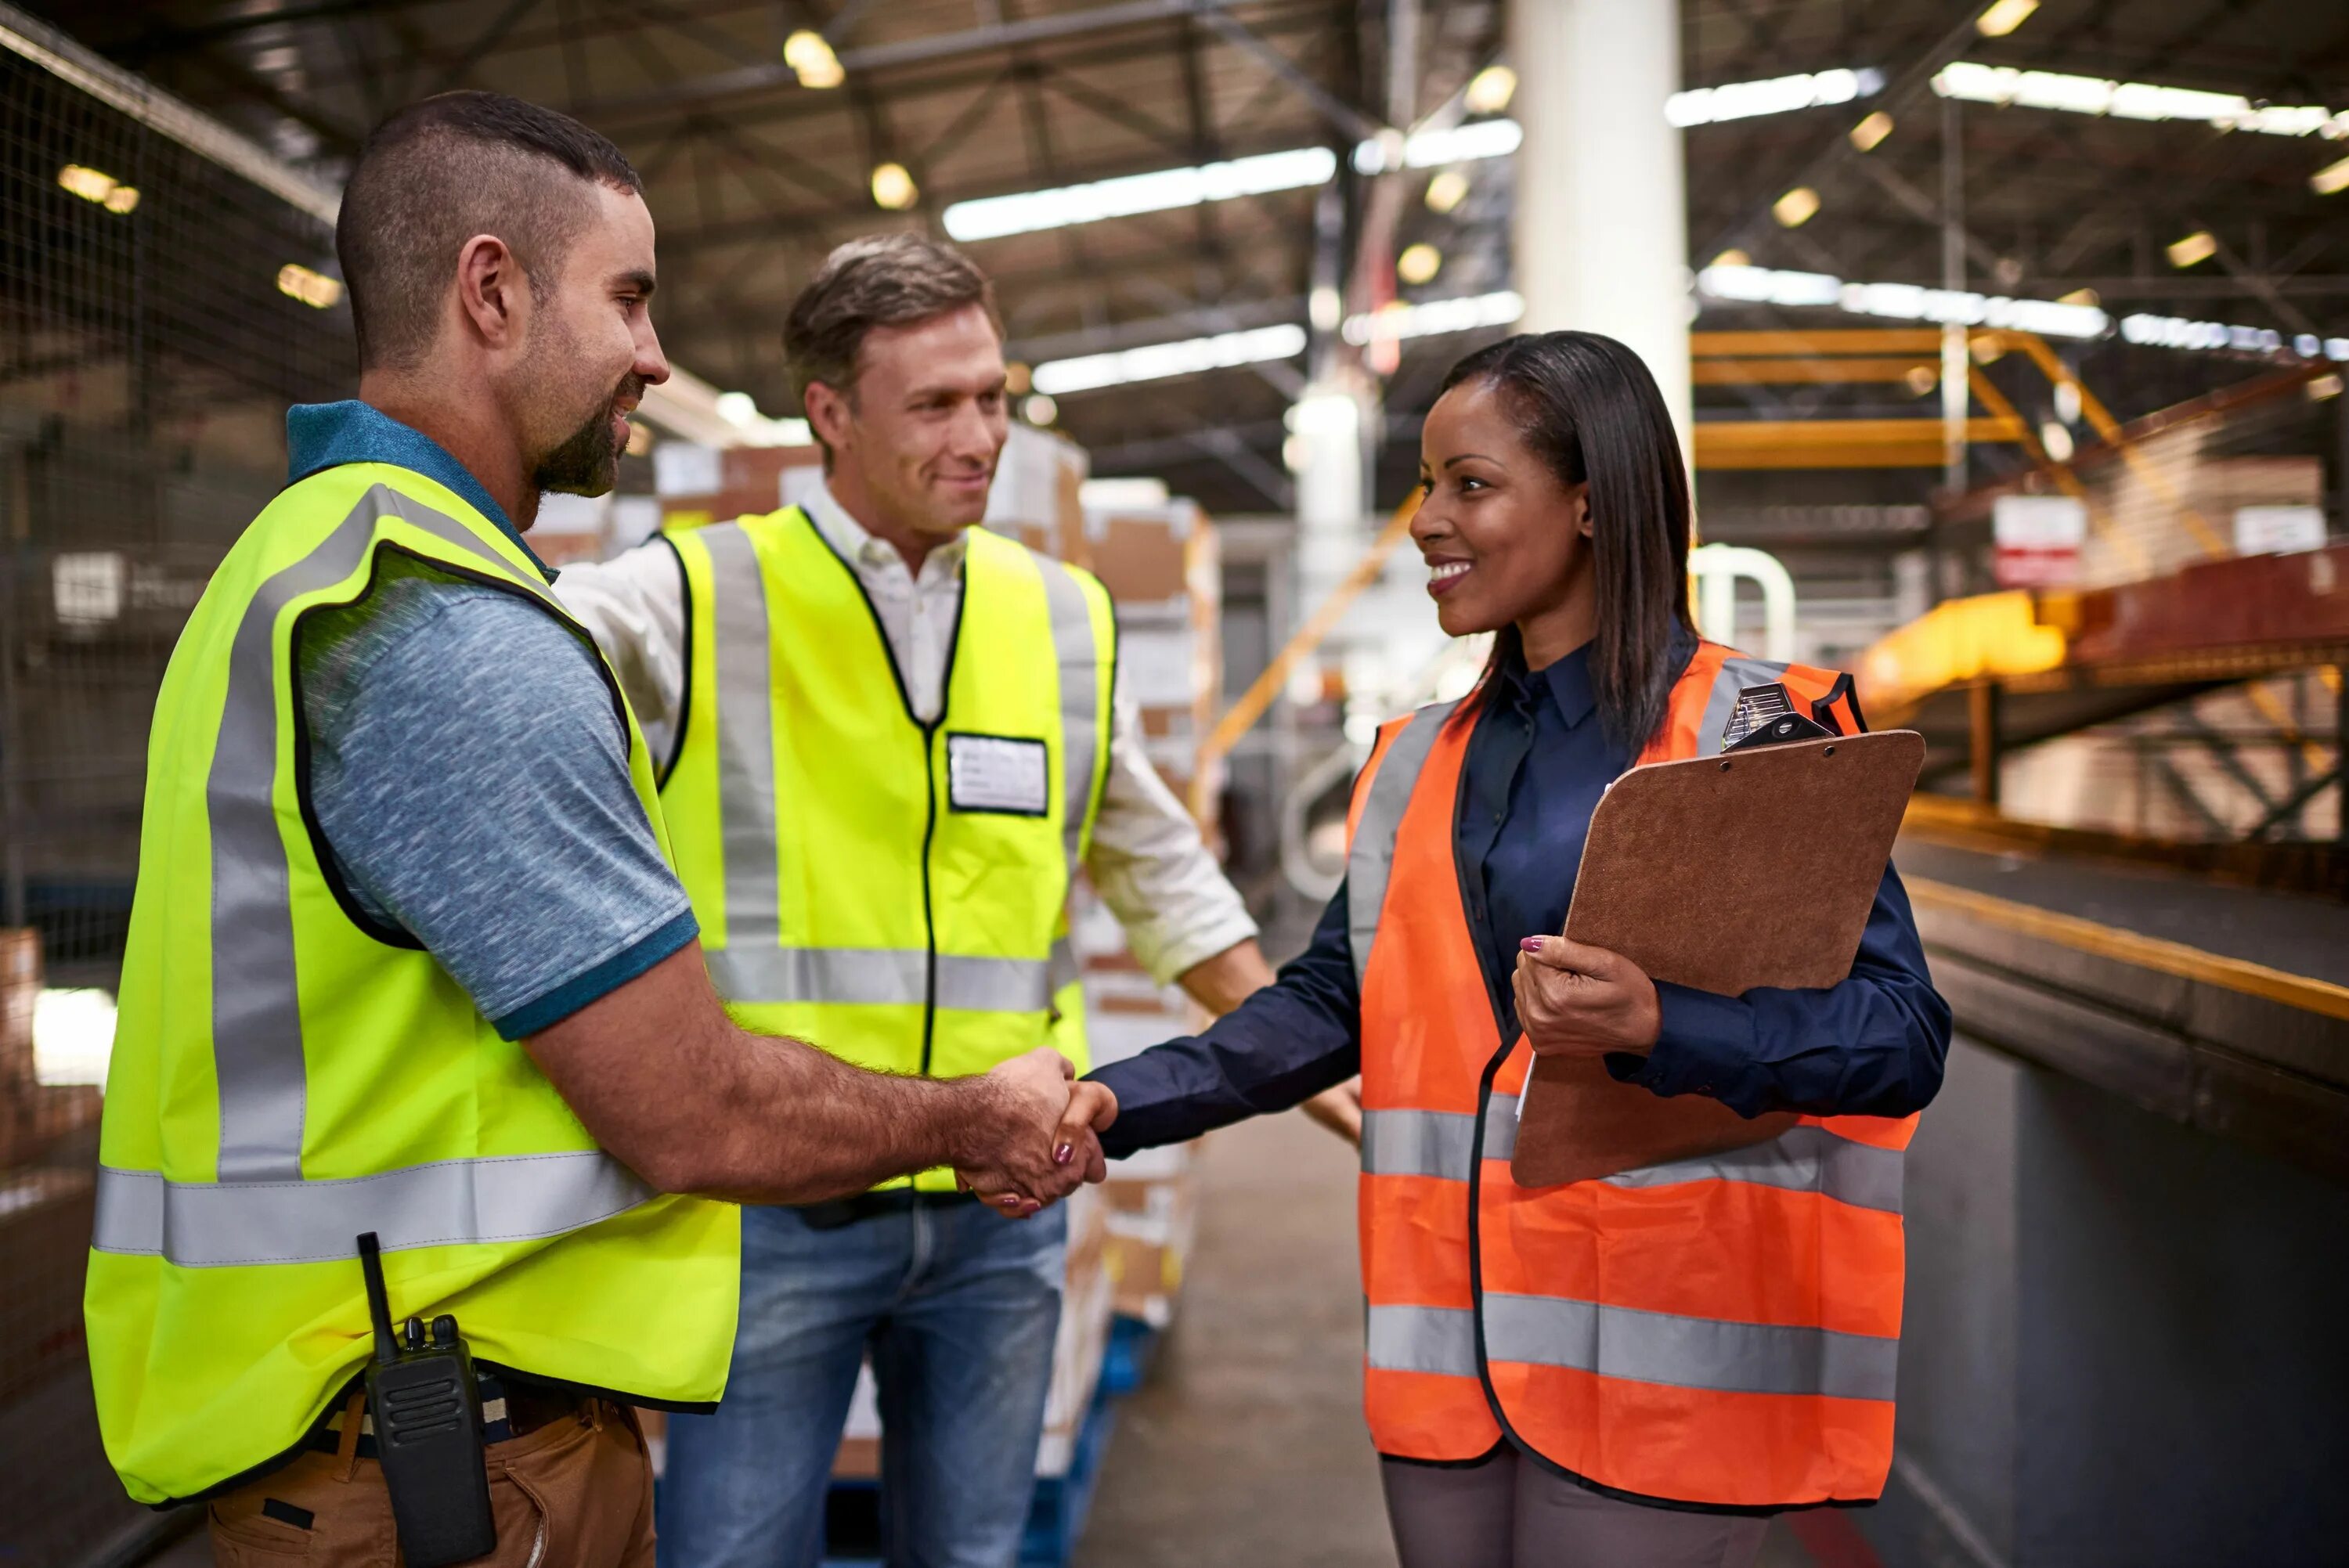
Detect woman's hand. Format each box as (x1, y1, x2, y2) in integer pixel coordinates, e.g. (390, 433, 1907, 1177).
(1513, 936, 1661, 1059)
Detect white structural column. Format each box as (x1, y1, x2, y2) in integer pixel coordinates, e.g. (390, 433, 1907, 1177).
(1509, 0, 1692, 446)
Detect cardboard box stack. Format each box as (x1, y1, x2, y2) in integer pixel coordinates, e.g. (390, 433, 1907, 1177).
(652, 442, 827, 532)
(1059, 494, 1226, 1334)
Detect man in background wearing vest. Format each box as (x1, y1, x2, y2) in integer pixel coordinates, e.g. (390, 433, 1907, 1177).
(554, 236, 1276, 1568)
(88, 95, 1100, 1568)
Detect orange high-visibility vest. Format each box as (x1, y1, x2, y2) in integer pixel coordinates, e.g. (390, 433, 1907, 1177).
(1348, 640, 1915, 1512)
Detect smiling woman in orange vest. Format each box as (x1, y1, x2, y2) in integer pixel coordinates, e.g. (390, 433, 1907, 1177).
(1078, 331, 1952, 1568)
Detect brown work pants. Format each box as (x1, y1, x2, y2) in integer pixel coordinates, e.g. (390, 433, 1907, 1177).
(207, 1394, 655, 1567)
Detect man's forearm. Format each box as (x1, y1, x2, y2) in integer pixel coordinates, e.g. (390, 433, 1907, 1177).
(1176, 938, 1277, 1017)
(527, 943, 1018, 1205)
(681, 1029, 1005, 1203)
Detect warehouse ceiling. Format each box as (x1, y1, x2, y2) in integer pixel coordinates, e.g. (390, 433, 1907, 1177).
(30, 0, 2349, 514)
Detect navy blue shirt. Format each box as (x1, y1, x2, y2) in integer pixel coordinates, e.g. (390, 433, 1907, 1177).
(1092, 641, 1951, 1155)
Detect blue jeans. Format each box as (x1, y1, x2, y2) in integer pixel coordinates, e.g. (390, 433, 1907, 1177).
(658, 1199, 1067, 1568)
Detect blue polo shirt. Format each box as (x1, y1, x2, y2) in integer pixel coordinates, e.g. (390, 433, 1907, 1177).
(1092, 639, 1950, 1152)
(288, 400, 697, 1037)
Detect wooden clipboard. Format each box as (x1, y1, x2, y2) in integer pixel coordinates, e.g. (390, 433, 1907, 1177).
(1508, 729, 1925, 1189)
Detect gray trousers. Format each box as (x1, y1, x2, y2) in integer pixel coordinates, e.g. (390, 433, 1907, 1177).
(1380, 1449, 1771, 1568)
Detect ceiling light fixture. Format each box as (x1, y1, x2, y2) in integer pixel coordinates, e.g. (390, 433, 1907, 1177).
(1772, 186, 1820, 227)
(944, 146, 1339, 241)
(871, 161, 918, 210)
(1933, 61, 2344, 137)
(276, 263, 342, 308)
(1023, 394, 1058, 425)
(1667, 68, 1885, 129)
(1975, 0, 2038, 37)
(1396, 243, 1442, 285)
(2058, 287, 2101, 308)
(1424, 170, 1469, 214)
(1711, 248, 1751, 269)
(2313, 154, 2349, 196)
(59, 164, 139, 213)
(1696, 263, 2109, 339)
(784, 31, 843, 88)
(2039, 420, 2074, 462)
(1031, 324, 1308, 395)
(1849, 110, 1894, 151)
(1465, 64, 1517, 115)
(2166, 230, 2217, 269)
(1341, 290, 1525, 346)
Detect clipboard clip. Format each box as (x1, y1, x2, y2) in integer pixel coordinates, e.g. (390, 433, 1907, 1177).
(1720, 682, 1836, 752)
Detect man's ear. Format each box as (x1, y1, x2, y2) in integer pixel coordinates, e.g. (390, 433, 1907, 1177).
(803, 380, 853, 455)
(455, 233, 526, 350)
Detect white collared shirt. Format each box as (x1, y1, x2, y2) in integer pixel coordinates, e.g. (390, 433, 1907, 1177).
(554, 481, 1257, 985)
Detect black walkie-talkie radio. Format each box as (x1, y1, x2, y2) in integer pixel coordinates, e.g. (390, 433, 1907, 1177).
(355, 1231, 496, 1567)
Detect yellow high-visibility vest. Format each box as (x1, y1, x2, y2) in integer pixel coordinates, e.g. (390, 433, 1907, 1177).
(87, 463, 740, 1505)
(662, 508, 1114, 1189)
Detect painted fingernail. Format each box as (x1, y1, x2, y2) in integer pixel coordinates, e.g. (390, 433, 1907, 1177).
(1520, 937, 1543, 953)
(1054, 1142, 1073, 1165)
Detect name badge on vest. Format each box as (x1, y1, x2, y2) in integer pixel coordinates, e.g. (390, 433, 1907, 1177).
(946, 733, 1050, 816)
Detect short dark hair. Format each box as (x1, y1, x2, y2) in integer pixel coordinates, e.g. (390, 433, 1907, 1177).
(337, 92, 643, 370)
(784, 234, 1001, 420)
(1441, 331, 1696, 752)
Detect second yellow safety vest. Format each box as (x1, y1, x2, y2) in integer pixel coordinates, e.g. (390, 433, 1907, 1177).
(662, 507, 1115, 1189)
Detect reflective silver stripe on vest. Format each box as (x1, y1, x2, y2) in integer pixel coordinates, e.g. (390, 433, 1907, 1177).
(1368, 1102, 1902, 1213)
(1366, 1302, 1480, 1377)
(698, 523, 783, 957)
(90, 1152, 654, 1268)
(1369, 1297, 1898, 1403)
(1035, 556, 1102, 873)
(1345, 701, 1460, 989)
(209, 484, 562, 1182)
(705, 944, 1056, 1013)
(1604, 1124, 1906, 1214)
(1481, 1291, 1900, 1402)
(1361, 1108, 1479, 1178)
(1046, 934, 1081, 997)
(1698, 654, 1792, 756)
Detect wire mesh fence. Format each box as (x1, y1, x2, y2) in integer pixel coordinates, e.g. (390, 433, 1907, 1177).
(2, 18, 354, 1561)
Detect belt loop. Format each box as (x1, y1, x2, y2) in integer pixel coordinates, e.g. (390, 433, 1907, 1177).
(336, 1388, 366, 1481)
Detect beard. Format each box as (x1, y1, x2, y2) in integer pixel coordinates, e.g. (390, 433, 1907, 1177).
(532, 372, 641, 498)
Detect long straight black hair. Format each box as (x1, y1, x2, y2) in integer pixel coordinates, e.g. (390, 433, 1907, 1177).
(1438, 330, 1695, 753)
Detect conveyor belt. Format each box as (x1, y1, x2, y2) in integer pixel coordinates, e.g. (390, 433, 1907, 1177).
(1896, 831, 2349, 1183)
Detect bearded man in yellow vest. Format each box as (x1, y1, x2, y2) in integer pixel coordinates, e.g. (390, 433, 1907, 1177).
(88, 95, 1095, 1568)
(554, 235, 1276, 1567)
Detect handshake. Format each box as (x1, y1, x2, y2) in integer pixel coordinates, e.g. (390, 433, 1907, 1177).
(953, 1048, 1120, 1218)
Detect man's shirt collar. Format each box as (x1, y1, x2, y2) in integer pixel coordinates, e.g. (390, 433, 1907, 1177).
(285, 400, 555, 582)
(802, 480, 969, 584)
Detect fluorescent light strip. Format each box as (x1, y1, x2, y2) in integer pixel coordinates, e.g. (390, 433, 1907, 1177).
(1031, 323, 1308, 395)
(1934, 60, 2347, 138)
(944, 146, 1337, 241)
(947, 120, 1525, 243)
(1666, 68, 1884, 128)
(1697, 263, 2108, 339)
(1342, 290, 1526, 344)
(2122, 315, 2349, 360)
